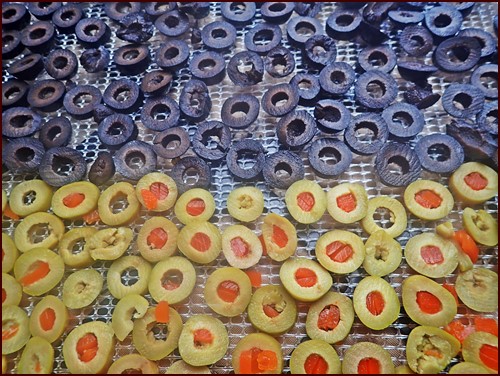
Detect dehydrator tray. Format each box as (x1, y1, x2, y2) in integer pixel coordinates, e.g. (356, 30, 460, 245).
(2, 2, 498, 374)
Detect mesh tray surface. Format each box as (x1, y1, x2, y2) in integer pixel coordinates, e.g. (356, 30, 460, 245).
(2, 2, 498, 374)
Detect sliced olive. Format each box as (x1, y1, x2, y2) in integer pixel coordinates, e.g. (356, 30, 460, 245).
(342, 342, 395, 374)
(18, 336, 54, 374)
(285, 179, 327, 224)
(137, 216, 179, 263)
(221, 224, 262, 269)
(29, 295, 68, 343)
(62, 321, 115, 374)
(247, 284, 297, 335)
(2, 273, 22, 307)
(85, 227, 133, 261)
(107, 353, 159, 374)
(403, 180, 454, 221)
(232, 333, 283, 374)
(177, 221, 221, 264)
(165, 360, 211, 374)
(462, 208, 498, 246)
(174, 188, 215, 225)
(136, 172, 178, 212)
(449, 361, 491, 374)
(148, 256, 196, 304)
(363, 230, 402, 277)
(353, 276, 400, 330)
(97, 182, 140, 226)
(62, 268, 103, 309)
(51, 181, 100, 219)
(178, 315, 229, 367)
(261, 213, 298, 262)
(58, 227, 97, 268)
(289, 339, 341, 374)
(405, 233, 458, 278)
(279, 258, 332, 302)
(2, 233, 18, 274)
(406, 325, 460, 374)
(227, 187, 264, 223)
(111, 294, 148, 341)
(326, 183, 368, 224)
(305, 291, 354, 344)
(14, 247, 65, 296)
(13, 212, 65, 253)
(315, 230, 365, 274)
(9, 179, 53, 217)
(462, 332, 498, 373)
(132, 306, 183, 361)
(455, 267, 498, 312)
(204, 267, 252, 317)
(449, 162, 498, 205)
(402, 275, 457, 327)
(361, 196, 407, 238)
(107, 255, 152, 300)
(2, 305, 30, 354)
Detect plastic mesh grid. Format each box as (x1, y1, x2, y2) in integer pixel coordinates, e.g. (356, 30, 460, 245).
(2, 2, 498, 374)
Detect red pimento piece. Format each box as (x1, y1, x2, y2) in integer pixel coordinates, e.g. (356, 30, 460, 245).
(149, 182, 169, 200)
(453, 230, 480, 263)
(317, 305, 340, 331)
(416, 291, 442, 314)
(445, 320, 475, 343)
(326, 241, 353, 263)
(2, 323, 19, 340)
(420, 245, 444, 265)
(366, 291, 385, 316)
(231, 237, 250, 257)
(217, 280, 240, 303)
(240, 348, 262, 374)
(464, 172, 488, 191)
(83, 209, 100, 224)
(186, 198, 205, 216)
(304, 353, 328, 374)
(76, 333, 98, 363)
(297, 192, 315, 212)
(475, 317, 498, 337)
(3, 205, 20, 220)
(62, 192, 85, 208)
(193, 329, 213, 346)
(272, 225, 288, 248)
(147, 228, 168, 249)
(294, 268, 317, 288)
(39, 308, 56, 331)
(20, 261, 50, 287)
(155, 301, 170, 324)
(141, 189, 158, 210)
(357, 357, 381, 374)
(414, 190, 442, 209)
(190, 232, 211, 252)
(245, 270, 262, 288)
(336, 193, 357, 213)
(1, 288, 6, 304)
(259, 234, 267, 256)
(479, 344, 498, 371)
(257, 350, 278, 371)
(263, 304, 280, 318)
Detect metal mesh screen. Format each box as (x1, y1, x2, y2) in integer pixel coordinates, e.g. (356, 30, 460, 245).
(2, 2, 498, 374)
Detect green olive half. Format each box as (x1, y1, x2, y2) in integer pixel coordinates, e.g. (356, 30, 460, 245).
(17, 336, 54, 374)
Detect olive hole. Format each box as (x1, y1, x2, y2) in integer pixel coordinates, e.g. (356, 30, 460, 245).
(312, 43, 327, 56)
(237, 59, 254, 73)
(28, 222, 51, 244)
(295, 22, 315, 37)
(3, 35, 14, 47)
(5, 87, 20, 100)
(121, 267, 139, 286)
(253, 29, 274, 46)
(387, 155, 410, 175)
(53, 56, 68, 69)
(287, 119, 306, 138)
(479, 72, 498, 90)
(366, 80, 386, 99)
(271, 55, 288, 74)
(114, 88, 131, 103)
(230, 2, 246, 14)
(151, 103, 171, 121)
(125, 151, 146, 170)
(38, 86, 56, 100)
(447, 46, 470, 62)
(269, 2, 286, 12)
(211, 28, 228, 40)
(434, 14, 452, 28)
(29, 28, 47, 40)
(319, 147, 342, 166)
(3, 9, 17, 19)
(230, 102, 250, 118)
(61, 10, 75, 21)
(368, 51, 388, 68)
(452, 92, 472, 110)
(391, 111, 413, 129)
(274, 162, 292, 179)
(161, 269, 183, 289)
(107, 122, 125, 136)
(160, 134, 181, 150)
(182, 167, 200, 184)
(330, 71, 346, 85)
(336, 14, 354, 27)
(427, 143, 450, 162)
(38, 2, 52, 9)
(317, 106, 341, 123)
(15, 147, 35, 163)
(236, 149, 258, 170)
(73, 93, 93, 108)
(52, 155, 75, 176)
(10, 115, 32, 129)
(116, 2, 132, 14)
(354, 121, 378, 143)
(151, 322, 168, 341)
(110, 193, 129, 214)
(372, 207, 394, 229)
(163, 47, 179, 60)
(271, 92, 289, 107)
(122, 49, 140, 61)
(23, 190, 37, 205)
(198, 58, 216, 71)
(70, 238, 86, 255)
(84, 24, 100, 37)
(298, 79, 312, 90)
(409, 35, 425, 48)
(201, 128, 223, 151)
(164, 15, 180, 28)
